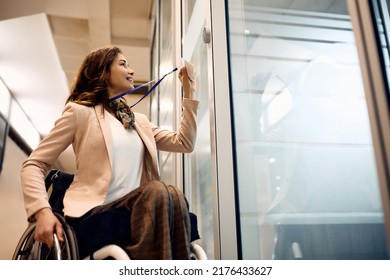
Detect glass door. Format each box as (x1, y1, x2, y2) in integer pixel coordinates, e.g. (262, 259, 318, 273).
(227, 0, 389, 259)
(181, 0, 216, 259)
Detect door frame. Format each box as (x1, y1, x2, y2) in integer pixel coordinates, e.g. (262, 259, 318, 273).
(209, 0, 239, 259)
(348, 0, 390, 255)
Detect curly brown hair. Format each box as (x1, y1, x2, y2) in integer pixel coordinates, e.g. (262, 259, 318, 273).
(66, 46, 122, 106)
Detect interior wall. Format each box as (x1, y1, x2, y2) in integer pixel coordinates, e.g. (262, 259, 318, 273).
(0, 136, 28, 260)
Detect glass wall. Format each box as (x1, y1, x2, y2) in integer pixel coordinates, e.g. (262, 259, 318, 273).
(154, 0, 178, 185)
(227, 0, 389, 259)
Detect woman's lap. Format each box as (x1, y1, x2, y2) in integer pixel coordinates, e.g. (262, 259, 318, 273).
(66, 180, 191, 260)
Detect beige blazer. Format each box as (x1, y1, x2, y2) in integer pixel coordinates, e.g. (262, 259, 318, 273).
(21, 98, 199, 220)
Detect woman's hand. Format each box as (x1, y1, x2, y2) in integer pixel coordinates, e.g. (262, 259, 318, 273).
(33, 208, 64, 248)
(178, 66, 196, 99)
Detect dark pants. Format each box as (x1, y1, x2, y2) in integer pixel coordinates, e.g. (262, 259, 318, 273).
(66, 207, 131, 259)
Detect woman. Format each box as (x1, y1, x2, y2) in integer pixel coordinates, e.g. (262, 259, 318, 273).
(20, 45, 199, 259)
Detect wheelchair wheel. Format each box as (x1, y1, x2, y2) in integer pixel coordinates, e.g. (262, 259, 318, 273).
(12, 212, 79, 260)
(12, 221, 36, 260)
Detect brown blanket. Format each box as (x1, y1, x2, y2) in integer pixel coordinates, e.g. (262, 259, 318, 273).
(90, 180, 191, 260)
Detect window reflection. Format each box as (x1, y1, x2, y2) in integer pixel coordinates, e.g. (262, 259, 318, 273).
(228, 0, 388, 259)
(158, 0, 176, 185)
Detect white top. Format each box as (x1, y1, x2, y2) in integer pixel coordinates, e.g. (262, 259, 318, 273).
(103, 111, 144, 204)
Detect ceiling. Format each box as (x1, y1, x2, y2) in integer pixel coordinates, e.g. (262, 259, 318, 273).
(0, 0, 153, 171)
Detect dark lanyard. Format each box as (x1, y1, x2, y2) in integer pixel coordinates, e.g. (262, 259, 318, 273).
(108, 67, 178, 108)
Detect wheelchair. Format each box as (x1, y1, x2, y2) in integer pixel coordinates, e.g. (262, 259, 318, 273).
(13, 169, 207, 260)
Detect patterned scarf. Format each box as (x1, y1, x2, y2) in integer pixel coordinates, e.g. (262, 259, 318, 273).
(108, 98, 135, 129)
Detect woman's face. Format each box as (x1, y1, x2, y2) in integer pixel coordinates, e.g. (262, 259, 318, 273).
(107, 53, 134, 97)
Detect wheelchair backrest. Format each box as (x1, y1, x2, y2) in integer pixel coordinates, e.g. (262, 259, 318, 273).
(45, 169, 74, 214)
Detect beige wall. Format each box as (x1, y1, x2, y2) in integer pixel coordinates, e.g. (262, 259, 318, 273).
(0, 136, 28, 260)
